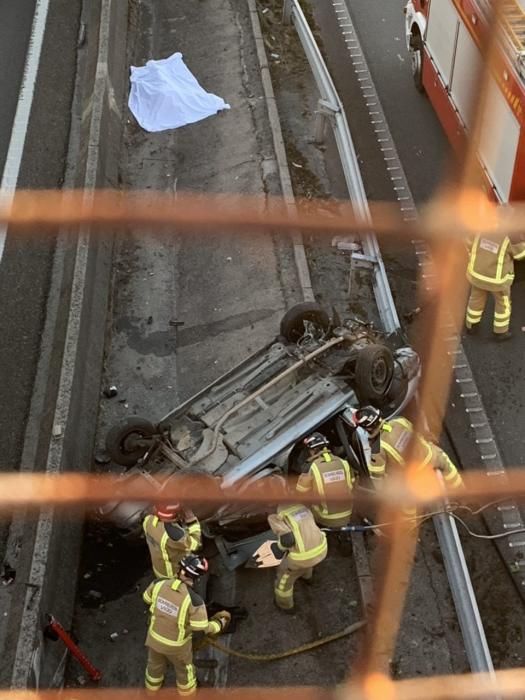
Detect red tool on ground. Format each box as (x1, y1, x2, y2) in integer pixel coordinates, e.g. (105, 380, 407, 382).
(45, 614, 102, 682)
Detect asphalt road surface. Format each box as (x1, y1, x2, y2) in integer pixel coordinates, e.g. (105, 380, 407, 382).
(56, 0, 525, 692)
(308, 0, 525, 667)
(0, 2, 80, 608)
(65, 0, 472, 690)
(320, 0, 525, 469)
(0, 0, 79, 483)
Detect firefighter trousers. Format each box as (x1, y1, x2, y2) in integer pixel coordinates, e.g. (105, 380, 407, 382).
(274, 560, 313, 610)
(145, 641, 196, 696)
(466, 285, 511, 334)
(313, 512, 351, 529)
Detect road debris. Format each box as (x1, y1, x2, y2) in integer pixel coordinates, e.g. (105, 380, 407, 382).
(1, 563, 16, 586)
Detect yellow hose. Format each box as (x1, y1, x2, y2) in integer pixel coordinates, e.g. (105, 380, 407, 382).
(201, 619, 366, 662)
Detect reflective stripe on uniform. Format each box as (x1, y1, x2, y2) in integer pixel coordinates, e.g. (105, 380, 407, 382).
(466, 308, 483, 318)
(279, 505, 328, 562)
(468, 237, 512, 285)
(494, 296, 511, 328)
(145, 669, 164, 689)
(310, 452, 352, 519)
(381, 441, 405, 466)
(288, 536, 327, 562)
(145, 515, 176, 578)
(160, 532, 174, 577)
(148, 580, 192, 647)
(310, 462, 326, 511)
(276, 573, 292, 595)
(279, 506, 306, 555)
(177, 667, 197, 693)
(440, 453, 463, 489)
(444, 470, 463, 488)
(416, 438, 434, 466)
(466, 308, 483, 325)
(390, 417, 412, 431)
(314, 509, 352, 520)
(187, 521, 201, 551)
(368, 463, 385, 475)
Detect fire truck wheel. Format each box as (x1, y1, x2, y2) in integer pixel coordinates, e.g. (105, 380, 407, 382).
(355, 344, 394, 404)
(410, 34, 424, 93)
(105, 417, 156, 467)
(279, 302, 330, 343)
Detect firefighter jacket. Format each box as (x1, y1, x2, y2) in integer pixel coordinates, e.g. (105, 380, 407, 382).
(368, 417, 463, 490)
(296, 449, 354, 524)
(143, 515, 202, 578)
(268, 504, 327, 568)
(467, 234, 525, 292)
(143, 577, 221, 653)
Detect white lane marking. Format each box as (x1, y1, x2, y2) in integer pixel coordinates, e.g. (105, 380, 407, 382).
(0, 0, 50, 263)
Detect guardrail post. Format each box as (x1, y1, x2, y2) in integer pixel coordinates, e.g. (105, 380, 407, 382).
(313, 99, 339, 144)
(282, 0, 292, 25)
(314, 109, 326, 144)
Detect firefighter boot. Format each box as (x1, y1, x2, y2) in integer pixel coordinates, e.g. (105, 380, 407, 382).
(493, 331, 513, 342)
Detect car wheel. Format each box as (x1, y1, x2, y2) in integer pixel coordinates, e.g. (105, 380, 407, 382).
(279, 302, 330, 343)
(105, 417, 156, 467)
(355, 344, 395, 404)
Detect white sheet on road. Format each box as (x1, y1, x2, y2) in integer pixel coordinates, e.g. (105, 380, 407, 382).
(128, 52, 230, 132)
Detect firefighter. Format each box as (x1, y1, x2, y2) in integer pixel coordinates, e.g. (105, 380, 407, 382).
(295, 432, 354, 528)
(267, 503, 328, 612)
(353, 406, 463, 493)
(465, 231, 525, 341)
(143, 554, 230, 696)
(143, 503, 202, 579)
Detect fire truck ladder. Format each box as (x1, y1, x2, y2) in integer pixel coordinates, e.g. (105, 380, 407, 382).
(500, 0, 525, 62)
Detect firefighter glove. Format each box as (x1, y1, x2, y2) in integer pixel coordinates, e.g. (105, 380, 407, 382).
(270, 542, 286, 560)
(211, 610, 231, 632)
(182, 507, 197, 523)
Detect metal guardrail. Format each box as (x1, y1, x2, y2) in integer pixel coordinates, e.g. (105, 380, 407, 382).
(283, 0, 496, 679)
(433, 511, 495, 674)
(283, 0, 400, 336)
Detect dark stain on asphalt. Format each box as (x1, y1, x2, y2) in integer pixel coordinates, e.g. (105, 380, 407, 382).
(116, 317, 176, 357)
(175, 308, 276, 347)
(116, 308, 276, 356)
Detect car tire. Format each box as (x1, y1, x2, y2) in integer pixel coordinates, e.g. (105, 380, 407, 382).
(279, 302, 330, 343)
(355, 344, 395, 404)
(105, 417, 156, 467)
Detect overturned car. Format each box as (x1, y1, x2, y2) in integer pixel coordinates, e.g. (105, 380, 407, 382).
(99, 303, 420, 534)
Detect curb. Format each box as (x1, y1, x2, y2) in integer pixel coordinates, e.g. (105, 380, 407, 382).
(247, 0, 314, 303)
(4, 0, 129, 687)
(246, 0, 374, 616)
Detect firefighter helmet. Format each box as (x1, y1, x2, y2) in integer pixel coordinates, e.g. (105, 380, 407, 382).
(303, 432, 329, 451)
(154, 503, 181, 521)
(353, 406, 382, 433)
(179, 554, 209, 579)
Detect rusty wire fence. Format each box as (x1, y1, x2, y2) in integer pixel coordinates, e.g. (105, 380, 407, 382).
(1, 187, 525, 700)
(2, 0, 525, 696)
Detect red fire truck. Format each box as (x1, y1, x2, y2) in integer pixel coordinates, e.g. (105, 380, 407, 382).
(404, 0, 525, 202)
